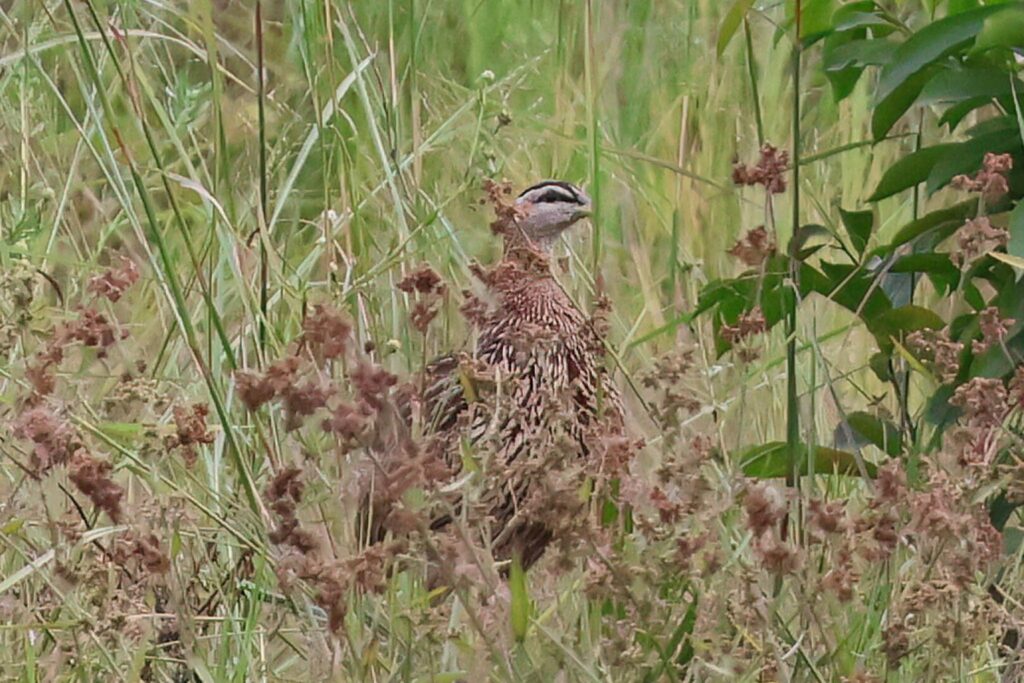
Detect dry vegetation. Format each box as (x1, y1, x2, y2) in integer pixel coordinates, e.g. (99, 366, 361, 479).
(1, 1, 1023, 681)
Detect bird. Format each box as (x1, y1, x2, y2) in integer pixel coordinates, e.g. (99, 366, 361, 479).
(413, 179, 626, 570)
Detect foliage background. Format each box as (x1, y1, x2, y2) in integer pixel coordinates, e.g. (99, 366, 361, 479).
(1, 0, 1023, 680)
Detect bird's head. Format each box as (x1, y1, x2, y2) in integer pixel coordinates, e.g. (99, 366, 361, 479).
(508, 180, 591, 253)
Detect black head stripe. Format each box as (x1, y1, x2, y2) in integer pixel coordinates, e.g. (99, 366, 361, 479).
(518, 180, 584, 204)
(536, 188, 575, 203)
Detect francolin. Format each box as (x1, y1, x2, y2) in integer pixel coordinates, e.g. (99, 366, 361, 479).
(368, 180, 622, 573)
(376, 181, 625, 571)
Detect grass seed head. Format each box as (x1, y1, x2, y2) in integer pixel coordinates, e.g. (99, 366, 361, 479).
(86, 256, 140, 303)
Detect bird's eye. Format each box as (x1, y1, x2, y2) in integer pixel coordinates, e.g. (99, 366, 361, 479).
(536, 189, 571, 203)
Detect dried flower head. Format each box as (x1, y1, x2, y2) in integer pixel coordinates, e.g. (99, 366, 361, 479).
(808, 498, 848, 540)
(951, 377, 1008, 430)
(642, 350, 703, 443)
(266, 467, 320, 554)
(482, 178, 521, 237)
(129, 533, 171, 574)
(753, 532, 803, 574)
(972, 306, 1014, 355)
(321, 400, 373, 444)
(68, 449, 124, 523)
(732, 143, 789, 194)
(281, 377, 333, 431)
(62, 307, 128, 359)
(728, 226, 776, 267)
(743, 482, 787, 537)
(459, 289, 489, 328)
(951, 216, 1008, 267)
(906, 327, 963, 383)
(235, 357, 302, 412)
(25, 340, 65, 398)
(14, 405, 79, 471)
(721, 306, 767, 347)
(350, 361, 398, 411)
(882, 620, 911, 668)
(409, 299, 441, 334)
(874, 460, 907, 504)
(397, 265, 447, 333)
(676, 531, 711, 571)
(301, 304, 351, 362)
(397, 264, 446, 296)
(87, 256, 140, 302)
(951, 152, 1013, 204)
(821, 544, 858, 602)
(235, 370, 276, 411)
(167, 403, 215, 467)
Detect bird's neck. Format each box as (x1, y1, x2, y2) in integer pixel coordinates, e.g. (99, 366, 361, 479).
(501, 239, 555, 277)
(500, 214, 565, 256)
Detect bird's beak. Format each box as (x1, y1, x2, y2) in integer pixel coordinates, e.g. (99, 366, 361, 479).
(573, 194, 593, 221)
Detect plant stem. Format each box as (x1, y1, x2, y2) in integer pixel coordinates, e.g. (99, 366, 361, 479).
(584, 0, 601, 275)
(256, 0, 269, 357)
(744, 18, 764, 147)
(787, 1, 802, 490)
(902, 109, 925, 461)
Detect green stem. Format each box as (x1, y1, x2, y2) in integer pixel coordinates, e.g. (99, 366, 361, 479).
(584, 0, 601, 274)
(256, 0, 270, 356)
(744, 18, 764, 147)
(63, 0, 263, 520)
(787, 2, 802, 488)
(902, 110, 924, 459)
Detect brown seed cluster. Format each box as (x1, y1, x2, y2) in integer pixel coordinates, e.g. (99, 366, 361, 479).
(0, 263, 37, 355)
(265, 465, 403, 632)
(11, 258, 144, 529)
(877, 465, 1004, 667)
(22, 258, 140, 402)
(87, 256, 140, 302)
(642, 349, 702, 446)
(397, 264, 445, 296)
(301, 303, 351, 362)
(68, 449, 125, 523)
(906, 327, 963, 383)
(951, 216, 1008, 267)
(122, 532, 171, 575)
(236, 357, 335, 430)
(732, 143, 789, 194)
(165, 403, 216, 467)
(972, 306, 1014, 355)
(481, 178, 520, 237)
(14, 405, 81, 471)
(720, 306, 767, 353)
(458, 288, 490, 328)
(267, 468, 319, 554)
(25, 341, 63, 397)
(951, 152, 1013, 204)
(321, 400, 374, 445)
(727, 226, 776, 267)
(397, 264, 448, 334)
(348, 360, 398, 411)
(951, 377, 1008, 430)
(743, 482, 801, 574)
(64, 308, 128, 358)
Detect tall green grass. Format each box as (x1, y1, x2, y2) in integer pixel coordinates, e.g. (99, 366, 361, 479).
(0, 1, 995, 680)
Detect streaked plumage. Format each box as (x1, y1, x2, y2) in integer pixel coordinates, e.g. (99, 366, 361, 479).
(422, 181, 624, 568)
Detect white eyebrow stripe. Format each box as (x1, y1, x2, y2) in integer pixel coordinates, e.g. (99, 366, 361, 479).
(536, 188, 578, 201)
(518, 181, 584, 203)
(523, 185, 584, 205)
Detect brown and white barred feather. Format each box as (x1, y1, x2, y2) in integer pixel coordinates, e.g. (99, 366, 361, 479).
(422, 258, 624, 568)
